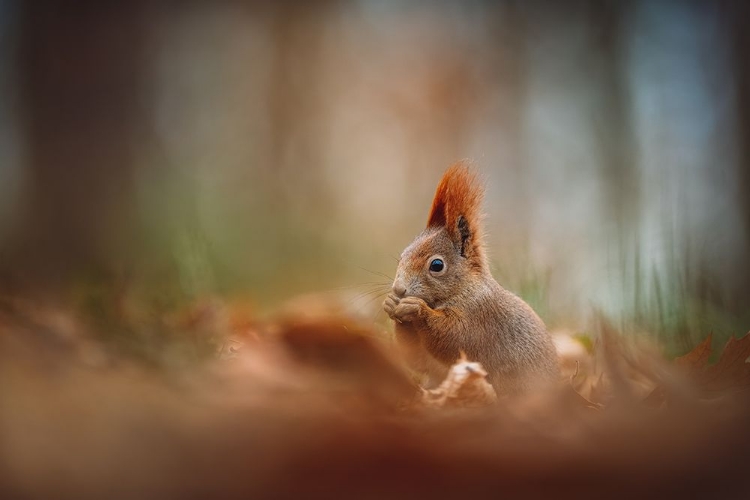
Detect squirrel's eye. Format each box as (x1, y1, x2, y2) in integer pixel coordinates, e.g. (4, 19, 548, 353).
(429, 258, 445, 273)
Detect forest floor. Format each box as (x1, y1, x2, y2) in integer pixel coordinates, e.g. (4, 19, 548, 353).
(1, 291, 749, 499)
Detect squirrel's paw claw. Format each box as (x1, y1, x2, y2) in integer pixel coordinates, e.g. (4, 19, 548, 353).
(383, 293, 400, 320)
(393, 296, 427, 323)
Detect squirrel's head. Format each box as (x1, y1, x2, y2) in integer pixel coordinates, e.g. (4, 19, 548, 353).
(392, 162, 487, 307)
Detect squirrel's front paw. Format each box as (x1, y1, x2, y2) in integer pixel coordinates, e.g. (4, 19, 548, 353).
(393, 296, 428, 323)
(383, 293, 400, 321)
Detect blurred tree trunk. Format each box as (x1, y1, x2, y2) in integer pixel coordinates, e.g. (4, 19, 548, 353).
(724, 0, 750, 309)
(588, 0, 638, 247)
(490, 1, 531, 237)
(266, 1, 336, 217)
(6, 1, 148, 288)
(585, 0, 642, 326)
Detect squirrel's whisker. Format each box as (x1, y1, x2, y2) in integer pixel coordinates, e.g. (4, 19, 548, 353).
(354, 266, 393, 282)
(358, 290, 389, 308)
(327, 281, 390, 291)
(351, 291, 391, 322)
(348, 287, 390, 305)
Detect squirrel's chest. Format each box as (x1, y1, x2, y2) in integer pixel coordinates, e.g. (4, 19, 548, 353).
(395, 314, 487, 364)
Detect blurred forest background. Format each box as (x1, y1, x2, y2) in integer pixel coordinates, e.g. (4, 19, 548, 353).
(0, 0, 748, 354)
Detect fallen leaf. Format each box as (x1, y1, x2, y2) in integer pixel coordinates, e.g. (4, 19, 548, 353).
(421, 354, 497, 408)
(701, 332, 750, 393)
(675, 333, 713, 373)
(650, 332, 750, 401)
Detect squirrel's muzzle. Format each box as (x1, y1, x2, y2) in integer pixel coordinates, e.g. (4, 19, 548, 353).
(392, 280, 407, 298)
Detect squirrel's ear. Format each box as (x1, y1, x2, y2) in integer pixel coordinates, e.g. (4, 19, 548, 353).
(426, 162, 485, 262)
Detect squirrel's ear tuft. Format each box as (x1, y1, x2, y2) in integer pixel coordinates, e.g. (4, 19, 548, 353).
(426, 162, 485, 262)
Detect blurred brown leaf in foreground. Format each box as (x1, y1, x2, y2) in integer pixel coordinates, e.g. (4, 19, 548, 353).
(420, 354, 497, 408)
(675, 332, 750, 394)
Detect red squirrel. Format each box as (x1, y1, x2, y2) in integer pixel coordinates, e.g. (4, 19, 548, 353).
(383, 163, 559, 394)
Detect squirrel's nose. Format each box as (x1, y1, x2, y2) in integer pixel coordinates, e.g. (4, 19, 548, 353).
(393, 280, 407, 298)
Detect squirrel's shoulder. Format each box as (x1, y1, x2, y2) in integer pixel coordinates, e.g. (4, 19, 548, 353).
(450, 274, 546, 328)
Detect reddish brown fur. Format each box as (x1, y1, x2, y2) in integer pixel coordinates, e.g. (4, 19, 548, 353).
(427, 162, 485, 265)
(427, 162, 483, 230)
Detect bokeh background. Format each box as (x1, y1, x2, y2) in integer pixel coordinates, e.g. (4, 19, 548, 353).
(0, 0, 748, 354)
